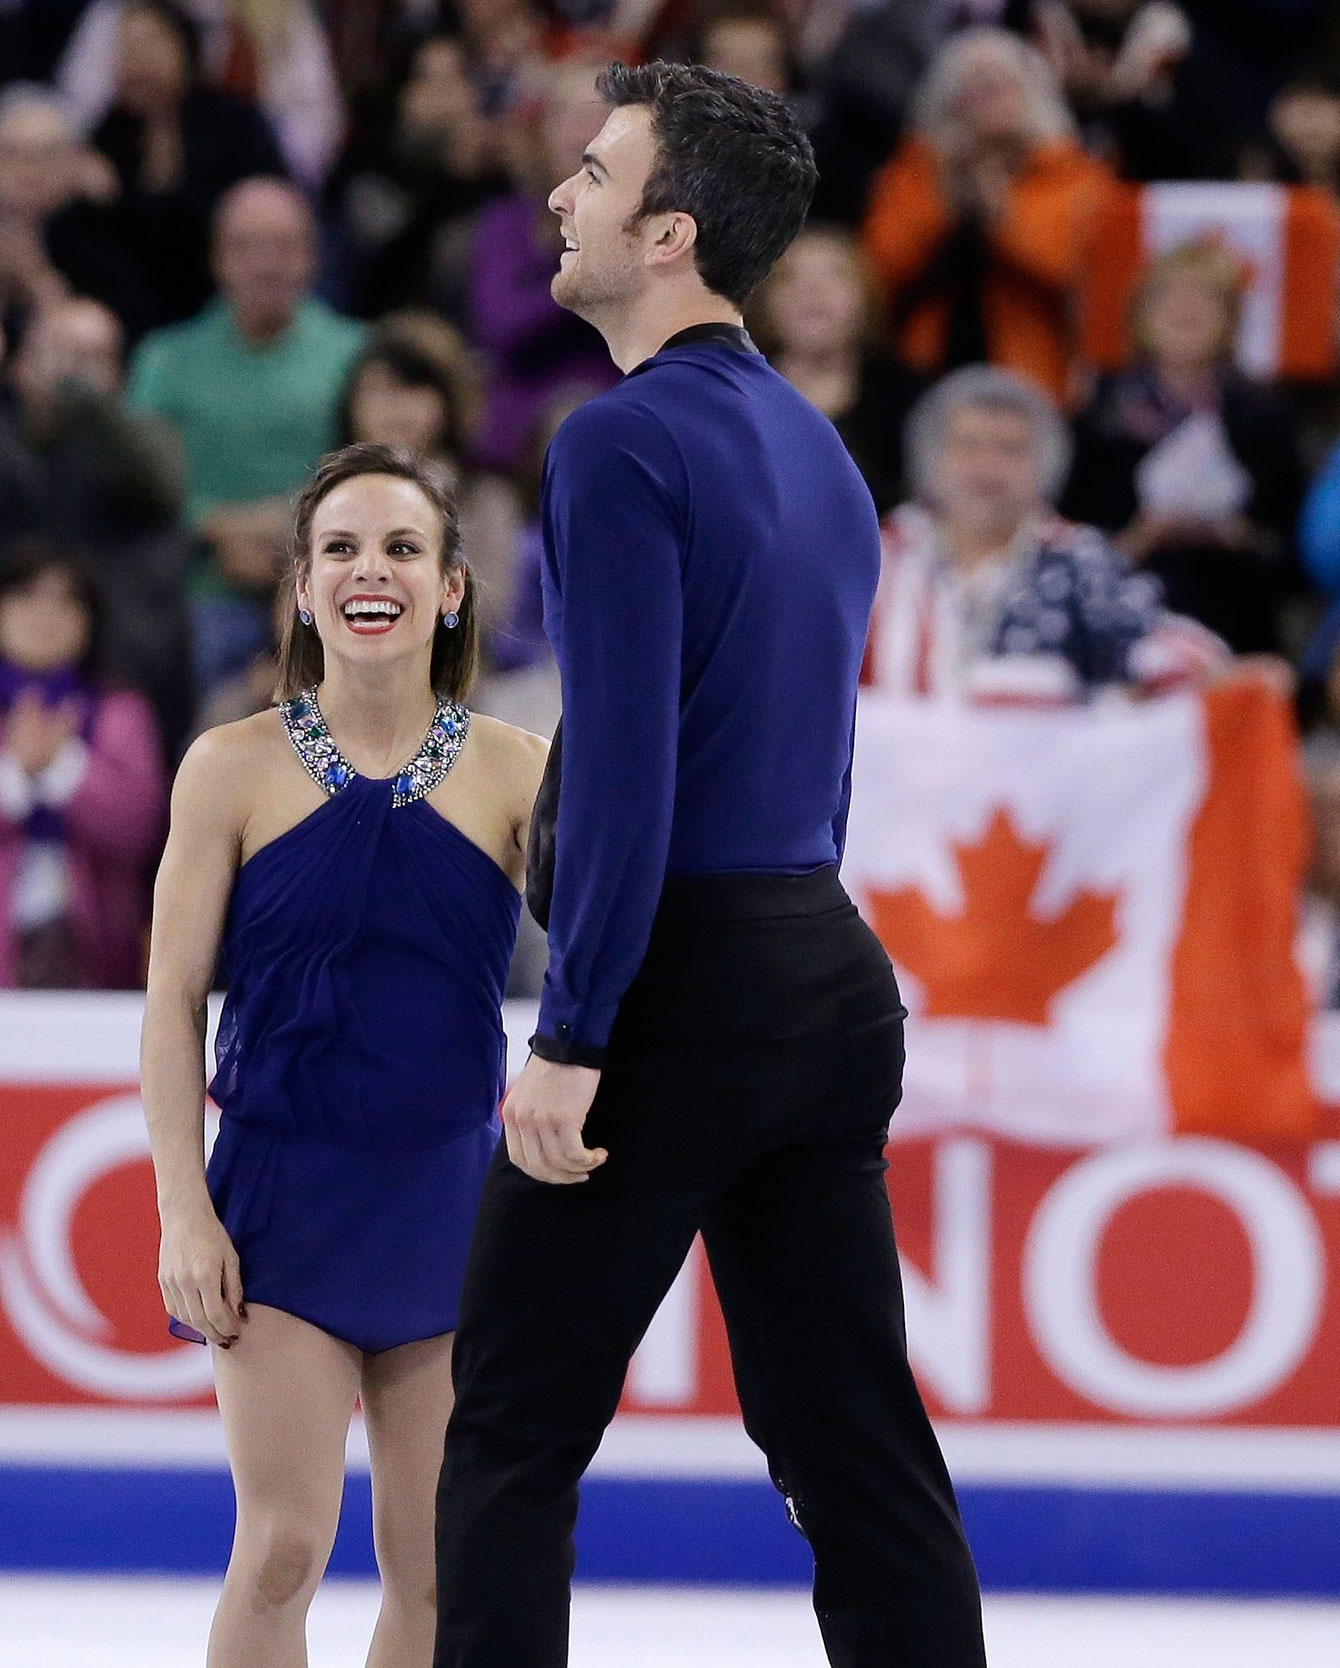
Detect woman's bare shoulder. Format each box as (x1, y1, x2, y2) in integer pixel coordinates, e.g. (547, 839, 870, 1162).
(467, 712, 549, 788)
(173, 709, 289, 818)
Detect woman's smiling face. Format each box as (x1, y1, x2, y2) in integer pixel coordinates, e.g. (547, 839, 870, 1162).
(297, 473, 463, 670)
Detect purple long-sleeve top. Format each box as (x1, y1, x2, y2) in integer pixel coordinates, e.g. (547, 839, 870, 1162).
(469, 193, 617, 470)
(534, 332, 882, 1059)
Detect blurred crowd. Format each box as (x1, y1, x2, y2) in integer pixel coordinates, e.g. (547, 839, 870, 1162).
(3, 0, 1340, 995)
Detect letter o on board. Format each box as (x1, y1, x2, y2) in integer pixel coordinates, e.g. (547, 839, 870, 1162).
(1023, 1139, 1324, 1418)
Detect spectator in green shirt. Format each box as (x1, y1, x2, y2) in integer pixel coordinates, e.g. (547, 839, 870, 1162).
(126, 175, 365, 697)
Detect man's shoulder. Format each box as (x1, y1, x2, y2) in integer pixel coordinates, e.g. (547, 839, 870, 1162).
(129, 315, 204, 375)
(126, 309, 228, 408)
(133, 307, 224, 368)
(295, 299, 367, 356)
(549, 382, 680, 461)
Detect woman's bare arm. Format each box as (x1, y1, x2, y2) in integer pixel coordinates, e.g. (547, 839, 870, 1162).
(140, 725, 251, 1346)
(507, 727, 551, 878)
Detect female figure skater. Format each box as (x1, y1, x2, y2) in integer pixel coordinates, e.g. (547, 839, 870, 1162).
(141, 441, 546, 1667)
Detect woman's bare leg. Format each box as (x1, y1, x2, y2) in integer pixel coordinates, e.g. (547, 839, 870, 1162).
(208, 1304, 362, 1668)
(360, 1331, 456, 1668)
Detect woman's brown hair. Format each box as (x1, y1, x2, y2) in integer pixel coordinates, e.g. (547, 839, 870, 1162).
(747, 222, 884, 356)
(276, 442, 479, 703)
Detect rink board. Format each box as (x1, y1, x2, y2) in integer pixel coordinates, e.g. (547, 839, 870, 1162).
(1, 995, 1340, 1590)
(2, 1418, 1340, 1593)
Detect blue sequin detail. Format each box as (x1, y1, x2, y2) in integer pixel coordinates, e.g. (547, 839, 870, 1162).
(280, 688, 470, 807)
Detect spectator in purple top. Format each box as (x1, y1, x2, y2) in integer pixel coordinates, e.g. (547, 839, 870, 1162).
(0, 540, 165, 989)
(468, 61, 617, 471)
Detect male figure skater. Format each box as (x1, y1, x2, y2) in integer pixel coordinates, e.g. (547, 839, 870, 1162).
(435, 61, 986, 1668)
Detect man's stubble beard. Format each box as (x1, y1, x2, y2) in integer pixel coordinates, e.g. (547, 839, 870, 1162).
(550, 237, 641, 325)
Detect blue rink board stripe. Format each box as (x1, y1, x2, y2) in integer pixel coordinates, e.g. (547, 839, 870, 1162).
(2, 1468, 1340, 1595)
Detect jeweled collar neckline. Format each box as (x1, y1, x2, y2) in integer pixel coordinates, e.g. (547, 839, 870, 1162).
(280, 687, 470, 808)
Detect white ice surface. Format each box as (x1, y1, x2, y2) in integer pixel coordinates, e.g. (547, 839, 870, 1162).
(1, 1579, 1338, 1667)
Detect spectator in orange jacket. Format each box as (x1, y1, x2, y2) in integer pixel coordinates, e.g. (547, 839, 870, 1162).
(861, 27, 1114, 403)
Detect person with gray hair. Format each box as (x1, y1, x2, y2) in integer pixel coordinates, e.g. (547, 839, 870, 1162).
(864, 363, 1226, 701)
(860, 26, 1114, 401)
(905, 361, 1073, 507)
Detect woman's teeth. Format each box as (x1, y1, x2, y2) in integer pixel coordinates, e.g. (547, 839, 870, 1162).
(342, 600, 403, 619)
(341, 599, 404, 633)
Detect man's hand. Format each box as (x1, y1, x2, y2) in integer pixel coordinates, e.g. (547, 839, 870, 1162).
(502, 1056, 607, 1185)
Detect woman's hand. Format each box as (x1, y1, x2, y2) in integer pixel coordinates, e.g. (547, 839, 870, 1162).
(6, 692, 82, 778)
(158, 1205, 245, 1348)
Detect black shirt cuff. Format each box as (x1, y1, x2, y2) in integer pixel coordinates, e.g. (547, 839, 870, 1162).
(529, 1029, 607, 1069)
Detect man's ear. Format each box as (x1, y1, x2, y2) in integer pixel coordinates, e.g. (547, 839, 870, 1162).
(645, 211, 698, 270)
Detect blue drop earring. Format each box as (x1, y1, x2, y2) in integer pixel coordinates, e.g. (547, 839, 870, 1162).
(299, 607, 313, 627)
(442, 610, 459, 630)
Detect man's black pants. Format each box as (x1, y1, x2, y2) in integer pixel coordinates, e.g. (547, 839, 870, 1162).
(434, 868, 986, 1667)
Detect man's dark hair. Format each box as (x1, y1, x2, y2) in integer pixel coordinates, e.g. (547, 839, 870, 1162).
(597, 60, 816, 307)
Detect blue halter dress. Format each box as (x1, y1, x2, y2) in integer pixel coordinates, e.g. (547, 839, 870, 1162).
(171, 690, 521, 1354)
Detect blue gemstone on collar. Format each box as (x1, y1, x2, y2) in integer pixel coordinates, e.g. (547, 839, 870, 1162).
(324, 761, 351, 788)
(290, 698, 310, 719)
(443, 717, 457, 736)
(394, 770, 414, 797)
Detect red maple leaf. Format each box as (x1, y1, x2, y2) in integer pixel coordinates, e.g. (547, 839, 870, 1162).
(868, 808, 1121, 1026)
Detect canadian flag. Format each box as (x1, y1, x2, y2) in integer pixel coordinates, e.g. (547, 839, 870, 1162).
(1083, 183, 1340, 381)
(841, 682, 1317, 1145)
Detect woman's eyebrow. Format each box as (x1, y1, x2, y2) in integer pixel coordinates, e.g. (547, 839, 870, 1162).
(316, 526, 429, 542)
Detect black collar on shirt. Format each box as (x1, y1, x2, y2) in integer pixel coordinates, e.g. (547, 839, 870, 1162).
(655, 322, 760, 356)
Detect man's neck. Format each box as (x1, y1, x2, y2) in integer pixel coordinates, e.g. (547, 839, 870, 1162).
(592, 290, 744, 373)
(231, 303, 300, 348)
